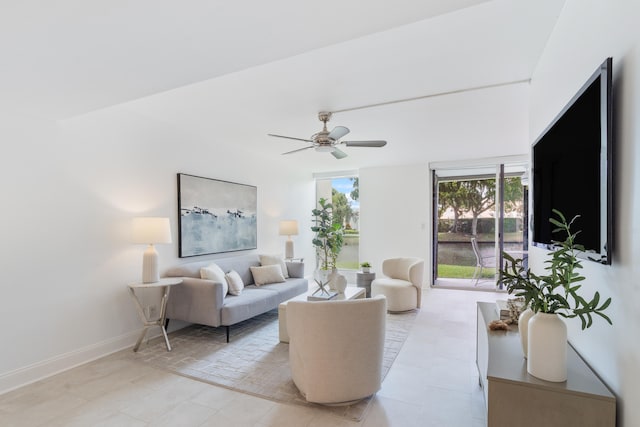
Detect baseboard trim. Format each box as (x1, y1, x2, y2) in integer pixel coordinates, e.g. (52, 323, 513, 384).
(0, 329, 142, 395)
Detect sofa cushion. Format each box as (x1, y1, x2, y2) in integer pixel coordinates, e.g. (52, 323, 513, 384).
(201, 263, 228, 296)
(225, 270, 245, 295)
(258, 277, 308, 300)
(259, 254, 289, 278)
(250, 264, 285, 286)
(220, 287, 280, 325)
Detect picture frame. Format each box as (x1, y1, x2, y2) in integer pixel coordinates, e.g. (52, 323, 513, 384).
(177, 173, 257, 257)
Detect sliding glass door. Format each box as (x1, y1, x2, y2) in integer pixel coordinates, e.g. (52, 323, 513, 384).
(432, 160, 528, 289)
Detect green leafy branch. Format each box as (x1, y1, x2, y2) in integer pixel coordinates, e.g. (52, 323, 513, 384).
(498, 209, 612, 330)
(311, 198, 344, 270)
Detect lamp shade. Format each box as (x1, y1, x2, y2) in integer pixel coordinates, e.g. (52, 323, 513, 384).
(132, 217, 172, 244)
(279, 220, 299, 236)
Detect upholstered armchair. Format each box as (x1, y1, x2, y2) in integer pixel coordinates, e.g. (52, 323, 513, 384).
(287, 296, 386, 405)
(371, 257, 424, 312)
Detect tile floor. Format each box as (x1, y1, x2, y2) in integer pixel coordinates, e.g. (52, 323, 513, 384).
(0, 287, 502, 426)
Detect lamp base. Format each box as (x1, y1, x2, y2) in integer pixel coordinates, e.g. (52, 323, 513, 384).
(142, 244, 159, 283)
(285, 240, 294, 259)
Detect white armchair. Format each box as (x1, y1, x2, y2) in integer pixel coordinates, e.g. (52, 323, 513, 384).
(287, 296, 386, 405)
(371, 257, 424, 312)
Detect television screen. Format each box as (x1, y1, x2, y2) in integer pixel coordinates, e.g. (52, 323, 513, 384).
(531, 58, 612, 264)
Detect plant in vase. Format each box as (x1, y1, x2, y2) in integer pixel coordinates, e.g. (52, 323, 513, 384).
(498, 209, 612, 382)
(311, 198, 345, 291)
(360, 262, 372, 273)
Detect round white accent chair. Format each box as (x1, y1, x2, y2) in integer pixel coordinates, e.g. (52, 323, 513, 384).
(371, 257, 424, 312)
(287, 296, 387, 405)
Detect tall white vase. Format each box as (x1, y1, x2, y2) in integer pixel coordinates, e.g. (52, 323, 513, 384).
(518, 307, 534, 359)
(527, 312, 567, 382)
(328, 268, 338, 290)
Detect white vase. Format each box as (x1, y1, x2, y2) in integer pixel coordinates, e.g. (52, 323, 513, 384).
(335, 274, 347, 293)
(527, 312, 567, 382)
(518, 307, 534, 359)
(328, 268, 338, 290)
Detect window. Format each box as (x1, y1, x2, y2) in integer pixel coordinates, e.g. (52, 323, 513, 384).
(314, 172, 360, 270)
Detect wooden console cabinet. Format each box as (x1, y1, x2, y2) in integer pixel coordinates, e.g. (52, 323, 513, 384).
(476, 302, 615, 427)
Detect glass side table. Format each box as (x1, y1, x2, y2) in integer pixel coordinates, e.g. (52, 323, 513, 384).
(127, 278, 182, 352)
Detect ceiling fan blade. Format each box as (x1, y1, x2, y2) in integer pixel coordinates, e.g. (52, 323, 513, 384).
(282, 146, 314, 155)
(268, 133, 313, 143)
(331, 148, 348, 159)
(343, 140, 387, 147)
(328, 126, 350, 141)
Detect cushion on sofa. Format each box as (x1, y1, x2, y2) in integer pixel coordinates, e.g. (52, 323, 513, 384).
(250, 264, 286, 286)
(257, 278, 308, 300)
(225, 270, 244, 295)
(259, 254, 289, 278)
(200, 263, 229, 296)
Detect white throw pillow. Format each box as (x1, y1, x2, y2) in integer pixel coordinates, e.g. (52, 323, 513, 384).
(200, 263, 228, 297)
(225, 270, 244, 295)
(250, 264, 286, 286)
(259, 254, 289, 278)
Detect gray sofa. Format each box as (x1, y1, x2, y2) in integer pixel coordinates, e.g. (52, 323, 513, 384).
(164, 253, 308, 341)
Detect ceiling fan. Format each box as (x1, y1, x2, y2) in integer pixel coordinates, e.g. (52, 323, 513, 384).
(268, 111, 387, 159)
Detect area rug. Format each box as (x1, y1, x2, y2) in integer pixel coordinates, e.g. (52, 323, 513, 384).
(126, 309, 417, 421)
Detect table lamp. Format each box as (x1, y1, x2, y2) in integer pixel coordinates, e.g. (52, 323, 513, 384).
(279, 220, 299, 259)
(132, 217, 172, 283)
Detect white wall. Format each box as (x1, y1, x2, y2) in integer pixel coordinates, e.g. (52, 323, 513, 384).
(0, 105, 316, 393)
(528, 1, 640, 425)
(359, 164, 430, 279)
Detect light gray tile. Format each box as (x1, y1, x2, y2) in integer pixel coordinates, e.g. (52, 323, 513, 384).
(1, 287, 502, 427)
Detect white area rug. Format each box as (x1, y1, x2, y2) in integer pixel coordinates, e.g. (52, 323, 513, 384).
(127, 309, 416, 421)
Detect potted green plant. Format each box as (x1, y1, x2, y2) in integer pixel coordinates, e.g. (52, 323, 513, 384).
(360, 262, 372, 273)
(498, 209, 612, 382)
(311, 198, 345, 279)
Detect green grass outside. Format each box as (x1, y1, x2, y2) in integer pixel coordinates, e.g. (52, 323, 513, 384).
(336, 261, 360, 269)
(437, 232, 523, 243)
(438, 264, 496, 279)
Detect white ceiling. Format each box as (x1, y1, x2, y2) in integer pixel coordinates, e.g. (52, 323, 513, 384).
(2, 0, 566, 172)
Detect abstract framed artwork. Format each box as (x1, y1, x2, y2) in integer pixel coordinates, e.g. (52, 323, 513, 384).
(177, 173, 257, 257)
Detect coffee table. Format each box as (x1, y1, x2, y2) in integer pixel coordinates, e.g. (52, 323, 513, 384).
(278, 285, 366, 343)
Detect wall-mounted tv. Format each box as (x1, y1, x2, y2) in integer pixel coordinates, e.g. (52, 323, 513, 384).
(531, 57, 613, 264)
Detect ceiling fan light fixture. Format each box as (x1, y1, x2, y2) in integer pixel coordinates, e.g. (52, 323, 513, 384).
(315, 146, 334, 153)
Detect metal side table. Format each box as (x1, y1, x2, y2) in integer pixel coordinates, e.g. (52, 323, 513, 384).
(127, 278, 182, 352)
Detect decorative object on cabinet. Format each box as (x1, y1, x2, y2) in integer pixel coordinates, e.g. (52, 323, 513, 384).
(131, 217, 172, 283)
(498, 209, 612, 382)
(177, 173, 257, 257)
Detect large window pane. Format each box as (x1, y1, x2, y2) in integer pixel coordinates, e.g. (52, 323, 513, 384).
(437, 177, 497, 282)
(315, 176, 360, 270)
(432, 159, 528, 290)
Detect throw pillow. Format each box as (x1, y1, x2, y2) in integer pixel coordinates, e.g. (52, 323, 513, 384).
(225, 270, 244, 295)
(259, 254, 289, 278)
(250, 264, 286, 286)
(200, 263, 229, 297)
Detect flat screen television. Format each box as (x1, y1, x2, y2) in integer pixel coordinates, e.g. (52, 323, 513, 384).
(531, 57, 613, 264)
